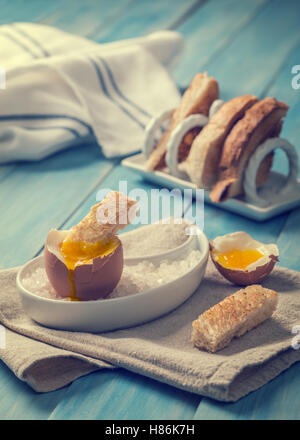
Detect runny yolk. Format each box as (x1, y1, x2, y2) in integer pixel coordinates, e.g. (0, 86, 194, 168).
(216, 248, 263, 271)
(60, 237, 119, 301)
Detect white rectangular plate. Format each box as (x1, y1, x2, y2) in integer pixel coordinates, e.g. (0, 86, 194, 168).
(122, 153, 300, 221)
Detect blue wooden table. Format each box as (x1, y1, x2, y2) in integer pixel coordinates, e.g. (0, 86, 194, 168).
(1, 0, 300, 420)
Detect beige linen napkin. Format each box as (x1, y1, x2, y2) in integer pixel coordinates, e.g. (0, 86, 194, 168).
(0, 221, 299, 402)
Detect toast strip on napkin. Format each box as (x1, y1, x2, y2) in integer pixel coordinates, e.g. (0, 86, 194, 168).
(192, 284, 278, 352)
(210, 97, 289, 202)
(145, 73, 219, 171)
(185, 94, 258, 189)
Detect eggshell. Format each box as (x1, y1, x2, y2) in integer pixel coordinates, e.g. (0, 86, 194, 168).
(44, 229, 123, 301)
(209, 231, 279, 286)
(210, 250, 278, 285)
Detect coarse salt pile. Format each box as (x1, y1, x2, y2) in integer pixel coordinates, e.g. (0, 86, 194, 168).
(110, 249, 201, 299)
(22, 267, 65, 300)
(22, 249, 202, 301)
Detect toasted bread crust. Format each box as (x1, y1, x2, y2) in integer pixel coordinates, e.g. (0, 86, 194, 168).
(177, 126, 202, 163)
(65, 192, 138, 244)
(146, 73, 219, 171)
(185, 95, 258, 189)
(192, 284, 278, 352)
(210, 98, 289, 202)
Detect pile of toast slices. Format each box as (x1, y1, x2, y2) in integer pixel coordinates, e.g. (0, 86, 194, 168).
(145, 73, 289, 203)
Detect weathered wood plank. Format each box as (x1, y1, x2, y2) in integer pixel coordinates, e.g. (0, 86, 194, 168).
(173, 0, 268, 85)
(0, 359, 67, 420)
(93, 0, 201, 43)
(0, 0, 60, 25)
(40, 0, 135, 38)
(193, 361, 300, 420)
(192, 0, 300, 101)
(49, 369, 200, 420)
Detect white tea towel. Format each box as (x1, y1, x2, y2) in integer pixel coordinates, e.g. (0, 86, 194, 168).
(0, 23, 183, 163)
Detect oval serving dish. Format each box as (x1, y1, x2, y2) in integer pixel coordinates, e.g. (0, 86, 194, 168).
(16, 230, 209, 333)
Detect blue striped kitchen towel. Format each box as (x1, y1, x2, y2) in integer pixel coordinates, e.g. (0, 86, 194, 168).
(0, 23, 183, 163)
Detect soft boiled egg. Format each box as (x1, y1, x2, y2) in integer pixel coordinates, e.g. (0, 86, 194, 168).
(44, 229, 123, 301)
(210, 231, 279, 285)
(44, 191, 138, 301)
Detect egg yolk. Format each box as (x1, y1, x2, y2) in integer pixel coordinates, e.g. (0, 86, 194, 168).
(216, 248, 263, 271)
(60, 237, 120, 301)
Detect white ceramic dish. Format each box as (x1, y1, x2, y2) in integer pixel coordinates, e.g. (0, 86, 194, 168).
(122, 153, 300, 221)
(16, 230, 209, 333)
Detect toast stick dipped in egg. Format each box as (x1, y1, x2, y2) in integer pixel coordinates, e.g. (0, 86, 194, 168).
(65, 191, 138, 244)
(146, 73, 219, 171)
(44, 192, 138, 301)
